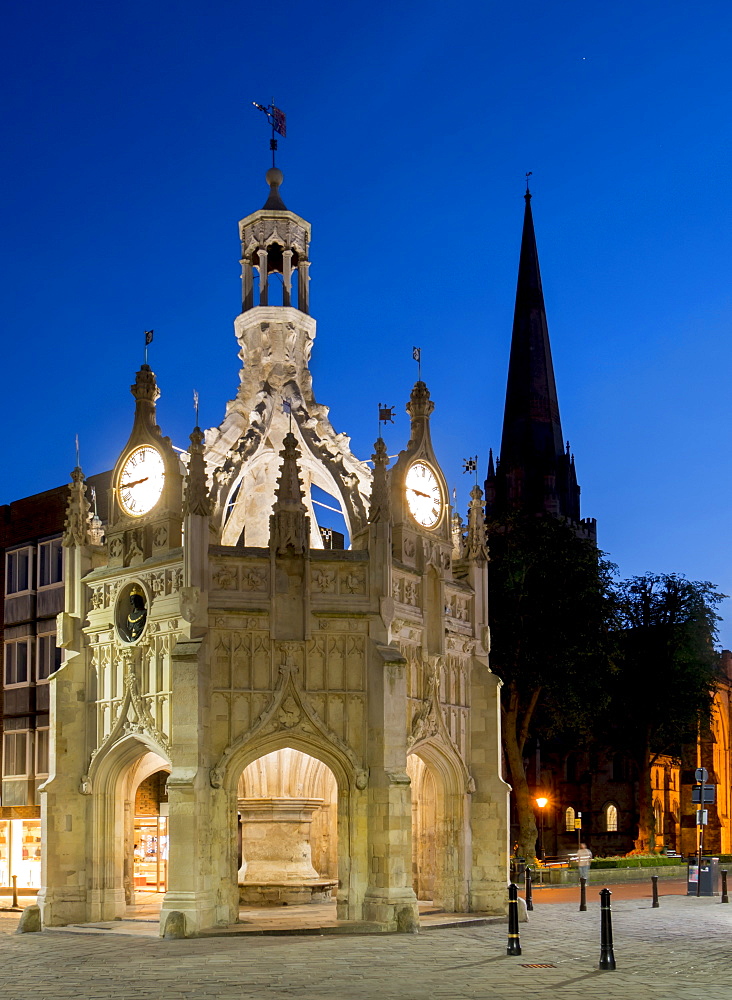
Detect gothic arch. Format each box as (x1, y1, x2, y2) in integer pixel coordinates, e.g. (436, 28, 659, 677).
(85, 734, 171, 921)
(408, 737, 470, 912)
(214, 730, 364, 923)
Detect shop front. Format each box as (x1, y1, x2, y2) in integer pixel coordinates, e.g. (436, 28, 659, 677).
(0, 810, 42, 891)
(133, 815, 168, 891)
(132, 770, 168, 894)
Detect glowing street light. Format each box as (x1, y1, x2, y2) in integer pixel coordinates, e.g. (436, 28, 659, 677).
(536, 796, 548, 862)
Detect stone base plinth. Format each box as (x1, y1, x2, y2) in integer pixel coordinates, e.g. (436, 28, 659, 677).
(239, 879, 338, 906)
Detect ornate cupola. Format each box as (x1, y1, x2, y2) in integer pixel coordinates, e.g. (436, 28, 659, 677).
(239, 167, 311, 314)
(205, 170, 371, 549)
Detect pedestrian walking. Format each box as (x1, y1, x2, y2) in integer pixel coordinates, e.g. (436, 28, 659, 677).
(577, 841, 592, 883)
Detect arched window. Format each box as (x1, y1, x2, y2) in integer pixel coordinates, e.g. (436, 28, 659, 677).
(565, 806, 576, 832)
(654, 802, 663, 836)
(605, 803, 618, 832)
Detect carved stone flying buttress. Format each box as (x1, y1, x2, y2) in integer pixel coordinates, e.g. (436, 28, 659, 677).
(202, 168, 371, 548)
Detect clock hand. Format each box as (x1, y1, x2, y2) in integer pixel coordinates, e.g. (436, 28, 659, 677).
(408, 487, 432, 499)
(120, 476, 150, 490)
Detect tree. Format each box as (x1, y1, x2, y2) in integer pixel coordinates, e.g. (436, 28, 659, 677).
(609, 573, 724, 853)
(487, 512, 616, 862)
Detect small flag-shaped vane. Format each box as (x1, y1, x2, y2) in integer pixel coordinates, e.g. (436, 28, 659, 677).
(145, 330, 154, 345)
(378, 404, 395, 424)
(271, 105, 287, 137)
(463, 456, 479, 485)
(412, 346, 421, 362)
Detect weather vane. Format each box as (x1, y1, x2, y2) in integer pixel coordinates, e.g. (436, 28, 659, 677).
(144, 329, 154, 365)
(525, 171, 532, 195)
(282, 396, 293, 433)
(253, 99, 287, 167)
(193, 389, 200, 427)
(378, 403, 395, 439)
(462, 455, 479, 486)
(412, 346, 422, 381)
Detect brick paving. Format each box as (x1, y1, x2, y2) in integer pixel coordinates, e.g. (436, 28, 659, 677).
(1, 891, 731, 999)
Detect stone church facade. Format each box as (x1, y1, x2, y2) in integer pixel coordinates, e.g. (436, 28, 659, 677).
(38, 168, 509, 935)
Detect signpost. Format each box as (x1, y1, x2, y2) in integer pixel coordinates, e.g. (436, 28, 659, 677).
(695, 767, 710, 898)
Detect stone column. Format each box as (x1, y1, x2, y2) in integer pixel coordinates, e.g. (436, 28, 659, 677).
(241, 258, 253, 311)
(469, 661, 510, 913)
(257, 248, 268, 306)
(159, 636, 217, 937)
(282, 249, 293, 307)
(363, 642, 419, 930)
(297, 259, 310, 314)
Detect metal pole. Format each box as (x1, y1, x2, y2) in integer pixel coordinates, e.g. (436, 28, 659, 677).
(507, 883, 522, 955)
(651, 875, 659, 908)
(598, 888, 616, 971)
(11, 875, 19, 909)
(721, 869, 729, 904)
(579, 876, 587, 911)
(697, 773, 705, 898)
(525, 868, 533, 911)
(540, 809, 545, 862)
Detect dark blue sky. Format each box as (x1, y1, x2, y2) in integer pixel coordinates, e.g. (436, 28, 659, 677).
(3, 1, 732, 642)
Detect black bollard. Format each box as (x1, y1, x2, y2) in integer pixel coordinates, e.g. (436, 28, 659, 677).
(651, 875, 659, 908)
(599, 888, 616, 971)
(525, 868, 534, 911)
(507, 883, 522, 955)
(721, 869, 729, 904)
(579, 876, 587, 911)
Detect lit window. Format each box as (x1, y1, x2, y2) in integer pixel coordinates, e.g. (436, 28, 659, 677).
(37, 633, 61, 681)
(565, 806, 576, 832)
(38, 538, 63, 588)
(4, 639, 31, 685)
(605, 804, 618, 832)
(5, 548, 32, 595)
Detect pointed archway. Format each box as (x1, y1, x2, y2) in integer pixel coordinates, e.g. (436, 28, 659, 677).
(407, 741, 470, 912)
(85, 734, 170, 922)
(236, 747, 338, 905)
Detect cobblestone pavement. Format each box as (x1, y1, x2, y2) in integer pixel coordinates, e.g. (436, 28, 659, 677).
(1, 892, 730, 1000)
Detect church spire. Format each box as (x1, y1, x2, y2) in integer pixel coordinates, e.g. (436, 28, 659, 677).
(486, 190, 594, 538)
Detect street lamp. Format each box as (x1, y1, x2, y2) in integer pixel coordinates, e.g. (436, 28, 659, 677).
(536, 797, 548, 863)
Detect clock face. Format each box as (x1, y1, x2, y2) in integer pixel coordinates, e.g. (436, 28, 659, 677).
(118, 446, 165, 517)
(405, 461, 443, 528)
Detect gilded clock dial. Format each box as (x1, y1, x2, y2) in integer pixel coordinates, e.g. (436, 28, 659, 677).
(405, 461, 443, 528)
(118, 446, 165, 517)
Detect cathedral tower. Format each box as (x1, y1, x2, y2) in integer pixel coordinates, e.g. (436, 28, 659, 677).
(485, 190, 596, 541)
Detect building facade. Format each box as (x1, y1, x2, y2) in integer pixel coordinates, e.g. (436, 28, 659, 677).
(1, 477, 108, 891)
(38, 167, 509, 935)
